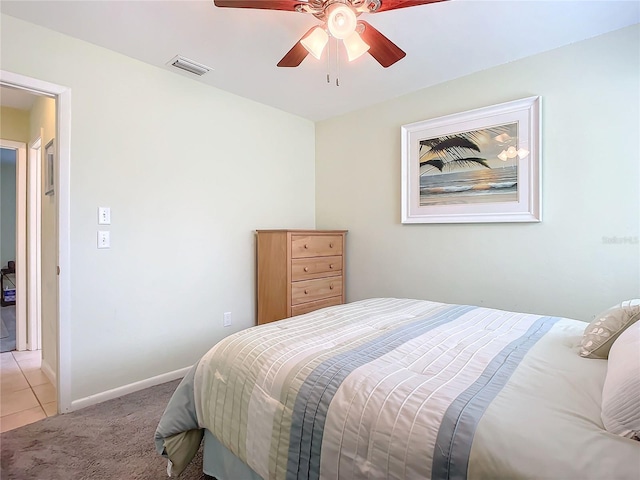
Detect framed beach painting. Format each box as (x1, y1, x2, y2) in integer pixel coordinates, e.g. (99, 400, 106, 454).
(401, 96, 541, 224)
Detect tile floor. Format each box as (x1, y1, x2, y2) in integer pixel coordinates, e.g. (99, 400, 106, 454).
(0, 350, 57, 433)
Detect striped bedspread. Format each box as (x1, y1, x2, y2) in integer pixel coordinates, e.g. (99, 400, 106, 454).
(155, 298, 640, 479)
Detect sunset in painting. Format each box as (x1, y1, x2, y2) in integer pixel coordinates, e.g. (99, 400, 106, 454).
(418, 122, 527, 206)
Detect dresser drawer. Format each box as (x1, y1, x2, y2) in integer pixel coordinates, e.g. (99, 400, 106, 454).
(291, 255, 342, 281)
(291, 276, 343, 305)
(291, 235, 343, 258)
(291, 296, 343, 317)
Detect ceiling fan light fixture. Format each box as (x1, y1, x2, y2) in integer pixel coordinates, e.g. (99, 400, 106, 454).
(301, 26, 329, 60)
(327, 4, 357, 39)
(343, 31, 369, 61)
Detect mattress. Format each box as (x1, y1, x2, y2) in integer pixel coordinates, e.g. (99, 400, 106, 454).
(155, 298, 640, 479)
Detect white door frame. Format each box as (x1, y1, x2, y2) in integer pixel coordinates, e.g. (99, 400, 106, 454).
(0, 139, 27, 351)
(28, 135, 43, 351)
(1, 70, 71, 414)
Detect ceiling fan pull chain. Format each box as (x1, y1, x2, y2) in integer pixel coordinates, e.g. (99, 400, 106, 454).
(336, 37, 340, 87)
(326, 36, 331, 84)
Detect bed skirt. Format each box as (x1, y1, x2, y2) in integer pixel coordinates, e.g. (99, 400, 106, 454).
(203, 429, 262, 480)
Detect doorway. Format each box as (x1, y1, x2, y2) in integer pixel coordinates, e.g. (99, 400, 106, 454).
(1, 140, 27, 356)
(0, 90, 56, 431)
(1, 145, 20, 354)
(0, 70, 72, 424)
(3, 134, 45, 355)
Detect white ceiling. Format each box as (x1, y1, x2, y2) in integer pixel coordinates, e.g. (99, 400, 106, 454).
(0, 85, 38, 110)
(1, 0, 638, 121)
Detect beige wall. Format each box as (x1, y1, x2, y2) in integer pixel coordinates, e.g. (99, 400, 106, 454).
(316, 25, 640, 321)
(1, 14, 316, 401)
(29, 96, 57, 377)
(0, 106, 29, 143)
(0, 107, 28, 281)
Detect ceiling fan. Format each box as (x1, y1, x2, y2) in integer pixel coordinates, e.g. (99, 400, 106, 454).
(213, 0, 447, 68)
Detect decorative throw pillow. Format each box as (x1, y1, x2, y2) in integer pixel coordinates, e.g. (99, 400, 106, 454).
(601, 321, 640, 440)
(580, 299, 640, 359)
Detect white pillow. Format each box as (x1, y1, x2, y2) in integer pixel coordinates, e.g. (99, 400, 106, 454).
(601, 320, 640, 440)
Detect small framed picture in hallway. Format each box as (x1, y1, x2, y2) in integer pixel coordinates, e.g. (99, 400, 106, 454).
(44, 138, 54, 196)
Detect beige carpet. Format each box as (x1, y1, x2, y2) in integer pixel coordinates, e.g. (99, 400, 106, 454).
(0, 379, 214, 480)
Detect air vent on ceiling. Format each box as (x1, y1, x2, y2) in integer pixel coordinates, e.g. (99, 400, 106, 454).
(167, 55, 212, 76)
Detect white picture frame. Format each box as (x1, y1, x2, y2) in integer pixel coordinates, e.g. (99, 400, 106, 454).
(44, 138, 54, 196)
(401, 96, 541, 224)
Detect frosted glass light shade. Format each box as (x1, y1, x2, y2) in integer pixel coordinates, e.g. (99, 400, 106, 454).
(301, 27, 329, 59)
(327, 4, 357, 40)
(343, 31, 369, 61)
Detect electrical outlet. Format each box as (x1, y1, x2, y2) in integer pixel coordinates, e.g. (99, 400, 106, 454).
(223, 312, 232, 327)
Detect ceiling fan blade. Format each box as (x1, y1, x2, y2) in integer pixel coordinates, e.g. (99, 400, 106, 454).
(374, 0, 447, 13)
(359, 21, 406, 68)
(213, 0, 301, 11)
(277, 27, 316, 67)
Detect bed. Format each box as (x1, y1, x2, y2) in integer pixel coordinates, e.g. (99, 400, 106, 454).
(155, 298, 640, 479)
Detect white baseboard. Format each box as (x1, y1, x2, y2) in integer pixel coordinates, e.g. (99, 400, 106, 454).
(41, 358, 56, 386)
(69, 366, 191, 412)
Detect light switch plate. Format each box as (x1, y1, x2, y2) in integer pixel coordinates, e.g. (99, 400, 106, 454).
(97, 231, 110, 249)
(98, 207, 111, 225)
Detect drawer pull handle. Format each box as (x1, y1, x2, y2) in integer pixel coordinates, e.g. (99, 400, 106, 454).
(304, 289, 308, 294)
(304, 244, 308, 249)
(329, 285, 334, 290)
(304, 267, 309, 272)
(329, 243, 334, 248)
(329, 264, 334, 269)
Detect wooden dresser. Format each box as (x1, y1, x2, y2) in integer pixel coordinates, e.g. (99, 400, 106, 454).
(256, 229, 347, 325)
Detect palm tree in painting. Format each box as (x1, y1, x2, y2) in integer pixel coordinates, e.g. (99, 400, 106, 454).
(419, 126, 511, 173)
